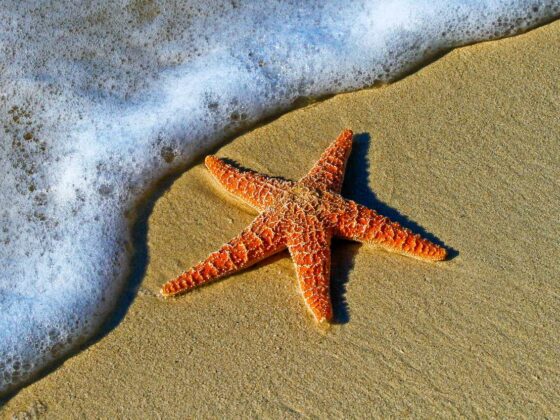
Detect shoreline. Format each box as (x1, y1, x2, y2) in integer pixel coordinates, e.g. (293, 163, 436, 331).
(3, 19, 560, 418)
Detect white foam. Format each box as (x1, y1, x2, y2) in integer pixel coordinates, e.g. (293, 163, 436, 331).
(0, 0, 558, 395)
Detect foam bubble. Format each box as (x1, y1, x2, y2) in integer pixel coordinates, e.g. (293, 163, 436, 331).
(0, 0, 558, 395)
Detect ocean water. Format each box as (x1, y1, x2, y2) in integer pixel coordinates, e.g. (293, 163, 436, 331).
(0, 0, 558, 395)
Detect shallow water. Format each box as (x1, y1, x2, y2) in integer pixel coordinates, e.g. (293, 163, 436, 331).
(0, 0, 558, 395)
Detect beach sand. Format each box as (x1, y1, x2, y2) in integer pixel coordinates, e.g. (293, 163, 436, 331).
(3, 19, 559, 418)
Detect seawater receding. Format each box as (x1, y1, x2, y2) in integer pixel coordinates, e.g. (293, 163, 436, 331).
(0, 0, 558, 396)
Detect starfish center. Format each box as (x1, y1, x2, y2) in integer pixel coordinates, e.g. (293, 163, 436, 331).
(281, 185, 326, 214)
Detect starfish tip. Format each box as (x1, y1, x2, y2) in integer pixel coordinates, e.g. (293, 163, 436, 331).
(160, 282, 180, 298)
(310, 306, 333, 325)
(431, 246, 448, 261)
(336, 129, 354, 148)
(204, 155, 218, 167)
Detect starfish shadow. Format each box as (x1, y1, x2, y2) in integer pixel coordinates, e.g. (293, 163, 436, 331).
(343, 132, 456, 255)
(329, 132, 457, 324)
(330, 239, 357, 324)
(220, 157, 293, 183)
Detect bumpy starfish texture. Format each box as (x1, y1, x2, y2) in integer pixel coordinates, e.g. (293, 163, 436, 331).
(161, 130, 447, 323)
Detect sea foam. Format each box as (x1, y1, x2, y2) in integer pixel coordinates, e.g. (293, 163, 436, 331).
(0, 0, 558, 395)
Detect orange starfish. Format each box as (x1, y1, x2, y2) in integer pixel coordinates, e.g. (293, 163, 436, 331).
(161, 130, 446, 323)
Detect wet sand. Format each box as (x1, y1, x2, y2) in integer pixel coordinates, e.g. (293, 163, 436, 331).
(3, 20, 560, 418)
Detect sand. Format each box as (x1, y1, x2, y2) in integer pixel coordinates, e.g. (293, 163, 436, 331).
(3, 19, 560, 419)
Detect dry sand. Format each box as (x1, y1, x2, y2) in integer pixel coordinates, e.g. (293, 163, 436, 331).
(3, 20, 560, 419)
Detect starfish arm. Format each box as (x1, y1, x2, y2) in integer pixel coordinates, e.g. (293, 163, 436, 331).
(300, 129, 353, 193)
(288, 227, 334, 323)
(161, 212, 286, 296)
(333, 199, 447, 261)
(205, 155, 295, 210)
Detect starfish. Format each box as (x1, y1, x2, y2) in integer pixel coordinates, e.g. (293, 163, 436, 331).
(161, 129, 446, 323)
